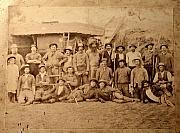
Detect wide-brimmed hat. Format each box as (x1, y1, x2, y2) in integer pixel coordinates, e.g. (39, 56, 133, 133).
(129, 44, 137, 49)
(11, 44, 18, 49)
(7, 55, 16, 62)
(116, 45, 125, 51)
(145, 43, 154, 48)
(132, 57, 142, 64)
(118, 59, 126, 63)
(101, 58, 108, 62)
(20, 64, 30, 70)
(99, 79, 108, 85)
(49, 43, 58, 48)
(145, 88, 160, 103)
(158, 63, 165, 67)
(64, 46, 73, 53)
(90, 78, 98, 83)
(160, 44, 168, 49)
(57, 77, 66, 83)
(31, 44, 37, 48)
(105, 43, 112, 48)
(66, 66, 75, 72)
(39, 64, 46, 69)
(77, 42, 84, 48)
(88, 38, 99, 48)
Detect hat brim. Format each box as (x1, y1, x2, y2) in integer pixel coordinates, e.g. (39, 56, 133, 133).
(145, 43, 154, 48)
(160, 45, 168, 49)
(90, 79, 98, 83)
(49, 44, 58, 48)
(105, 43, 112, 48)
(7, 56, 16, 61)
(129, 45, 137, 48)
(116, 46, 125, 51)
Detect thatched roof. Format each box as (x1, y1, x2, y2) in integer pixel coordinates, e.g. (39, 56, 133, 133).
(9, 22, 104, 36)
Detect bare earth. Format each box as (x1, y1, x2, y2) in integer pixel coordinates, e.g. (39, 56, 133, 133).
(1, 102, 175, 133)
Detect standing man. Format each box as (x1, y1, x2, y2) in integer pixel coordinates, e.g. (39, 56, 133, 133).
(86, 38, 101, 78)
(73, 43, 89, 86)
(96, 58, 113, 85)
(101, 43, 113, 70)
(130, 58, 148, 100)
(9, 44, 25, 70)
(156, 44, 174, 75)
(142, 43, 155, 82)
(126, 44, 142, 70)
(18, 64, 35, 105)
(42, 43, 64, 83)
(25, 44, 42, 77)
(115, 59, 131, 97)
(115, 45, 126, 69)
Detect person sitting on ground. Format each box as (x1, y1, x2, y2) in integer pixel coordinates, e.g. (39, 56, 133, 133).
(96, 80, 112, 103)
(96, 58, 113, 85)
(153, 63, 174, 107)
(49, 78, 71, 103)
(67, 78, 99, 103)
(34, 64, 52, 103)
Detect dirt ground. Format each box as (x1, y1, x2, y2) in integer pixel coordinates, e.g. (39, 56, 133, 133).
(0, 101, 175, 133)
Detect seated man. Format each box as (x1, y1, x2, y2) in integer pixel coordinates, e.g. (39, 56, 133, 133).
(153, 63, 174, 107)
(34, 64, 52, 103)
(67, 78, 99, 103)
(96, 80, 112, 103)
(18, 64, 35, 105)
(49, 78, 71, 103)
(64, 66, 78, 90)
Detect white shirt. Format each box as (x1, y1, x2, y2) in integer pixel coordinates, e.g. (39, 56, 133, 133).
(126, 51, 142, 67)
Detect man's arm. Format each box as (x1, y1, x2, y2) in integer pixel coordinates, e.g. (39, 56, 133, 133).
(153, 73, 159, 83)
(85, 53, 90, 72)
(20, 55, 25, 65)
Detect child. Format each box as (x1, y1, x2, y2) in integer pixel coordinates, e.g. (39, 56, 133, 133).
(115, 59, 131, 97)
(7, 55, 19, 103)
(96, 58, 113, 85)
(96, 80, 112, 103)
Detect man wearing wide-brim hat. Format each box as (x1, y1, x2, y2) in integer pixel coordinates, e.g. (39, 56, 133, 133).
(7, 55, 19, 103)
(153, 63, 174, 106)
(8, 43, 25, 70)
(115, 45, 126, 69)
(142, 43, 155, 82)
(86, 38, 101, 79)
(18, 64, 35, 105)
(34, 64, 52, 103)
(62, 45, 73, 73)
(95, 79, 112, 103)
(101, 43, 114, 70)
(130, 58, 148, 99)
(73, 43, 89, 86)
(115, 59, 131, 97)
(25, 44, 42, 77)
(126, 43, 142, 70)
(96, 58, 113, 85)
(156, 44, 174, 74)
(42, 43, 65, 83)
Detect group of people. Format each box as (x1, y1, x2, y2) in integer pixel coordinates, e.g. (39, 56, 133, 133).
(6, 38, 174, 106)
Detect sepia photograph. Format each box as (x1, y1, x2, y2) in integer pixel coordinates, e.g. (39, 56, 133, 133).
(0, 0, 179, 133)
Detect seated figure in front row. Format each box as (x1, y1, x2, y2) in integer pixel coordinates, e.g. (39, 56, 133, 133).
(34, 64, 54, 103)
(153, 63, 174, 107)
(67, 78, 99, 103)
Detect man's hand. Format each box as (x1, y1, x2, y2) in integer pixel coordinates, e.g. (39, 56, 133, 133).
(84, 71, 89, 75)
